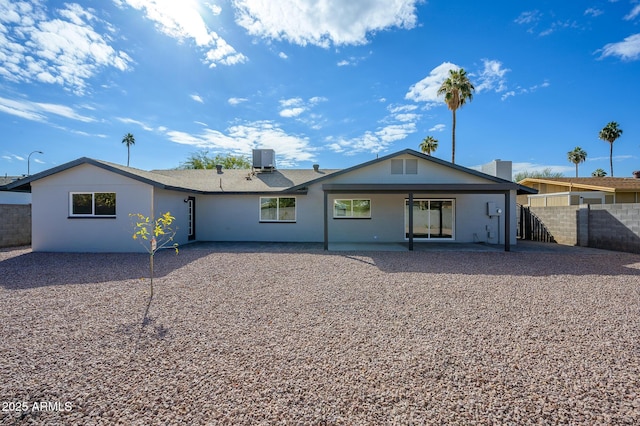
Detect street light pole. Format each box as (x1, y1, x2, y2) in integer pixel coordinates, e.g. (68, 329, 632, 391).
(28, 151, 43, 176)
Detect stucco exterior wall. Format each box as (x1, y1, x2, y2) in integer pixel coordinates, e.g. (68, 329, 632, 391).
(197, 185, 325, 242)
(31, 164, 153, 252)
(0, 204, 31, 247)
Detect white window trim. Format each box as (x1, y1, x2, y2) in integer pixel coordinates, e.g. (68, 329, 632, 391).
(69, 192, 117, 217)
(259, 196, 297, 222)
(333, 199, 372, 218)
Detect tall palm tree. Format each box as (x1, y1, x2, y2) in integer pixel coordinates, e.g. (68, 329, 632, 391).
(122, 133, 135, 167)
(437, 68, 475, 164)
(567, 146, 587, 177)
(598, 122, 623, 177)
(591, 168, 607, 177)
(419, 136, 438, 155)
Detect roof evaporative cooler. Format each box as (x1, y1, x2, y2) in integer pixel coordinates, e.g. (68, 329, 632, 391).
(252, 149, 276, 172)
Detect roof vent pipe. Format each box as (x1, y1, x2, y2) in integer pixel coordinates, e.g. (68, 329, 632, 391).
(215, 164, 223, 173)
(313, 164, 319, 172)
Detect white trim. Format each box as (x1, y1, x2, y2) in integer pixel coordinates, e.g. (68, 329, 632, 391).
(69, 192, 116, 217)
(259, 196, 297, 222)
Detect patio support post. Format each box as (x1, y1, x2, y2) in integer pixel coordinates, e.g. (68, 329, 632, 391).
(504, 191, 511, 252)
(408, 192, 414, 251)
(323, 190, 329, 250)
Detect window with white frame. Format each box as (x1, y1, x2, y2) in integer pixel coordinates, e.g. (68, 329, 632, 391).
(405, 198, 454, 239)
(333, 199, 371, 218)
(260, 197, 296, 222)
(70, 192, 116, 217)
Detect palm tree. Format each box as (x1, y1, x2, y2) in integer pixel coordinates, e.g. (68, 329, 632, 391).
(419, 136, 438, 155)
(598, 122, 623, 177)
(591, 168, 607, 177)
(122, 133, 135, 167)
(437, 68, 475, 164)
(567, 146, 587, 177)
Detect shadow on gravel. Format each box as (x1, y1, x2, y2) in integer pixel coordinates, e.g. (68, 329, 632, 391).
(2, 242, 640, 290)
(358, 251, 640, 277)
(0, 248, 210, 290)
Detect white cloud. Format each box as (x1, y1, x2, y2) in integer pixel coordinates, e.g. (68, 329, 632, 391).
(278, 51, 288, 59)
(165, 121, 316, 166)
(327, 104, 418, 155)
(120, 0, 247, 67)
(405, 62, 460, 104)
(280, 107, 305, 118)
(278, 96, 327, 119)
(514, 10, 540, 26)
(429, 124, 445, 132)
(584, 8, 603, 17)
(228, 97, 248, 105)
(599, 33, 640, 60)
(116, 117, 154, 131)
(0, 96, 95, 122)
(0, 1, 132, 95)
(474, 59, 510, 93)
(191, 94, 204, 103)
(233, 0, 421, 47)
(624, 5, 640, 20)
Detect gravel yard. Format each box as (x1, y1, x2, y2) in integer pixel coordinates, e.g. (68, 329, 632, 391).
(1, 243, 639, 425)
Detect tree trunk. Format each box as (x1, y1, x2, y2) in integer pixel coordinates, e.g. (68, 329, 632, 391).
(575, 163, 578, 178)
(451, 109, 457, 164)
(609, 142, 614, 177)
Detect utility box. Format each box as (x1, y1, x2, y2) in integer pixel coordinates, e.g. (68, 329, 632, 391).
(487, 202, 503, 217)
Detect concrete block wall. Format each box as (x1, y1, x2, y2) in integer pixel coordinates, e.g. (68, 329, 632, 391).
(529, 206, 580, 246)
(0, 204, 31, 247)
(529, 203, 640, 254)
(589, 204, 640, 253)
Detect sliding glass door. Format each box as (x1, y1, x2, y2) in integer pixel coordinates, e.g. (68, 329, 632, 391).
(405, 199, 454, 239)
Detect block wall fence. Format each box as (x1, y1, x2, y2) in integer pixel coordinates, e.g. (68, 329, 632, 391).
(529, 203, 640, 254)
(0, 204, 31, 248)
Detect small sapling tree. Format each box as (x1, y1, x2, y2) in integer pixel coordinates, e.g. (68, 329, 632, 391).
(130, 212, 178, 323)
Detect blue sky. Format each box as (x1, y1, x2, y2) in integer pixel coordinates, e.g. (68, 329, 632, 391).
(1, 0, 639, 179)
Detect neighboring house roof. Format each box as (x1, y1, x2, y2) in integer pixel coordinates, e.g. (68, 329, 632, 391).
(518, 177, 640, 192)
(0, 176, 29, 192)
(5, 149, 537, 195)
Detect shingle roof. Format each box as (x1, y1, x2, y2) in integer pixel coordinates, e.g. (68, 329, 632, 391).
(5, 150, 536, 195)
(150, 168, 340, 192)
(518, 177, 640, 192)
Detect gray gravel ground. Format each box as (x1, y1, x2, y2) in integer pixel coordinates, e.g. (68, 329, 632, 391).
(1, 243, 639, 425)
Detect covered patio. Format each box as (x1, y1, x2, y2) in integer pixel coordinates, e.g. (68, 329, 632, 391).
(323, 183, 523, 252)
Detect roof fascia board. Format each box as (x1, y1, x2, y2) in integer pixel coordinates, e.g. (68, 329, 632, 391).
(322, 183, 519, 194)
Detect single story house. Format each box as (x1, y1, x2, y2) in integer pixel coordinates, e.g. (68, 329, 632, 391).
(518, 177, 640, 207)
(5, 149, 536, 252)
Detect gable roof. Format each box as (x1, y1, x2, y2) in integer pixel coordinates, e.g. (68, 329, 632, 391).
(287, 149, 536, 195)
(518, 177, 640, 192)
(4, 149, 536, 195)
(3, 157, 338, 194)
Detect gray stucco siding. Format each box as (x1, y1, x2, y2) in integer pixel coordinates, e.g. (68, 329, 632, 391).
(196, 188, 325, 242)
(327, 155, 495, 185)
(326, 193, 512, 244)
(31, 164, 153, 252)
